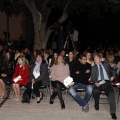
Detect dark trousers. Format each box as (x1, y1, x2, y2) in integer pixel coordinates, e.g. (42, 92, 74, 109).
(93, 81, 116, 113)
(33, 81, 42, 97)
(51, 81, 66, 103)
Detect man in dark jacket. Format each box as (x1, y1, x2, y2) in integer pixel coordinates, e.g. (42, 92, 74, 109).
(69, 54, 92, 112)
(91, 54, 117, 120)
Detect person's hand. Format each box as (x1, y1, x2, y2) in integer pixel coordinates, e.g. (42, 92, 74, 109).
(1, 73, 7, 77)
(32, 79, 35, 84)
(76, 71, 79, 74)
(110, 77, 114, 81)
(85, 69, 90, 73)
(95, 82, 100, 87)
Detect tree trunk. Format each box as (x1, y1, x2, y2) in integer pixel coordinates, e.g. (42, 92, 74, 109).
(23, 0, 70, 50)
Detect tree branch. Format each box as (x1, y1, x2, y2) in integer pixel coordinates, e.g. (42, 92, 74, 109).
(23, 0, 33, 13)
(58, 0, 71, 23)
(42, 0, 49, 11)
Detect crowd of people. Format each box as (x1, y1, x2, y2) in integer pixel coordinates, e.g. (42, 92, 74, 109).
(0, 42, 120, 119)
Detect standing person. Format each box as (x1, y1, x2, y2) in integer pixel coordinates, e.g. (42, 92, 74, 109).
(12, 56, 30, 101)
(69, 54, 92, 112)
(91, 54, 117, 120)
(71, 28, 79, 51)
(57, 26, 67, 52)
(50, 55, 70, 109)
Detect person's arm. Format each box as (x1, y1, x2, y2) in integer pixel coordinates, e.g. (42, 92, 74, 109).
(84, 64, 91, 80)
(30, 64, 35, 80)
(59, 64, 70, 83)
(21, 66, 29, 79)
(51, 65, 59, 80)
(109, 64, 116, 81)
(35, 63, 48, 82)
(91, 66, 96, 83)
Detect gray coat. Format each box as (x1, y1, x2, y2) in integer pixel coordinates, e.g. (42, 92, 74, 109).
(91, 61, 116, 83)
(30, 62, 50, 86)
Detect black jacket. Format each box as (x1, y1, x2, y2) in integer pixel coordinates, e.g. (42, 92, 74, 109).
(30, 61, 50, 86)
(71, 62, 91, 85)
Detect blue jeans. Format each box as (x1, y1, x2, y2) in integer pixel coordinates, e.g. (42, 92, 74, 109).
(69, 83, 93, 107)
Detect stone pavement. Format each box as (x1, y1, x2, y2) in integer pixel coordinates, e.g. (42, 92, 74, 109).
(0, 90, 120, 120)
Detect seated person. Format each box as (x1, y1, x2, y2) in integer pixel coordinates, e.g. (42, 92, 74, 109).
(0, 51, 15, 98)
(50, 55, 70, 109)
(69, 53, 92, 112)
(30, 54, 50, 103)
(12, 56, 30, 101)
(91, 54, 117, 120)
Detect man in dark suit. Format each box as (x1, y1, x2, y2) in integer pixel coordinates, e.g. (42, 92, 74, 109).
(91, 54, 117, 120)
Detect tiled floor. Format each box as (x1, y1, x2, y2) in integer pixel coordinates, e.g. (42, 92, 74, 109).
(0, 90, 120, 120)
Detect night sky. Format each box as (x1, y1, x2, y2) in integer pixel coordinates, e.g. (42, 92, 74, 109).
(47, 8, 120, 51)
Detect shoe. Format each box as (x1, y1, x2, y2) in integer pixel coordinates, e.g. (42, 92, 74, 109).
(61, 101, 65, 109)
(94, 105, 99, 111)
(40, 93, 45, 101)
(15, 98, 20, 102)
(49, 96, 54, 104)
(31, 94, 35, 99)
(110, 113, 117, 120)
(37, 100, 41, 104)
(82, 104, 89, 113)
(0, 96, 4, 99)
(21, 99, 30, 103)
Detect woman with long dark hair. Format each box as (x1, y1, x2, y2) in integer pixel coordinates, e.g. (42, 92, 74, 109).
(0, 51, 15, 98)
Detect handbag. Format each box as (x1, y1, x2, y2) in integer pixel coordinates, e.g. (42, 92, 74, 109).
(63, 76, 74, 88)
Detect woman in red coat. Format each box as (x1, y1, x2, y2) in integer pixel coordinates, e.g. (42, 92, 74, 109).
(12, 56, 30, 101)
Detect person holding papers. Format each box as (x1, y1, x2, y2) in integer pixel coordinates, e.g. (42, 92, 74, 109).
(91, 54, 117, 120)
(50, 55, 70, 109)
(12, 56, 30, 101)
(30, 54, 50, 103)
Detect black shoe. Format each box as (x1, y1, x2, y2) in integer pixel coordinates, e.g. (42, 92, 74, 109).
(61, 101, 65, 109)
(94, 105, 99, 111)
(110, 113, 117, 120)
(31, 94, 35, 99)
(49, 96, 54, 104)
(37, 100, 41, 104)
(21, 99, 30, 103)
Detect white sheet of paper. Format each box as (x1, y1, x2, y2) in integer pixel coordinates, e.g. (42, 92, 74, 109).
(99, 80, 106, 85)
(33, 71, 40, 79)
(64, 76, 74, 88)
(13, 75, 21, 83)
(116, 83, 120, 86)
